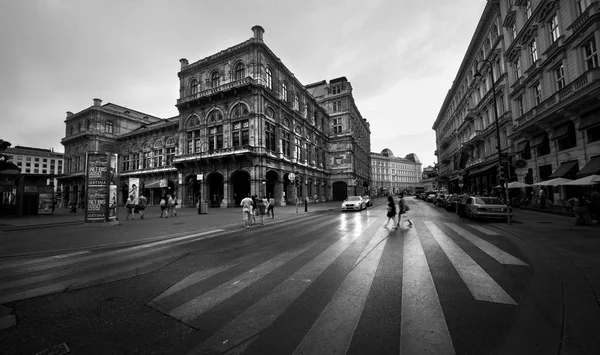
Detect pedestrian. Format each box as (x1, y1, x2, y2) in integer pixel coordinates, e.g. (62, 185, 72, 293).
(383, 195, 398, 229)
(397, 193, 413, 227)
(257, 196, 266, 226)
(568, 195, 593, 226)
(240, 193, 254, 229)
(137, 195, 147, 219)
(251, 195, 258, 225)
(590, 185, 600, 224)
(539, 188, 546, 209)
(160, 195, 168, 218)
(169, 195, 178, 217)
(267, 194, 275, 219)
(126, 194, 136, 220)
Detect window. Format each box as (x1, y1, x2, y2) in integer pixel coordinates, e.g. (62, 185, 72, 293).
(333, 100, 342, 112)
(187, 130, 201, 154)
(208, 126, 223, 150)
(530, 40, 538, 64)
(132, 153, 140, 170)
(549, 14, 560, 43)
(153, 148, 163, 167)
(511, 23, 517, 40)
(122, 154, 130, 171)
(77, 122, 82, 132)
(35, 157, 39, 161)
(86, 119, 90, 130)
(525, 0, 532, 19)
(294, 94, 299, 110)
(265, 67, 272, 89)
(295, 137, 303, 161)
(70, 126, 74, 136)
(43, 158, 47, 162)
(105, 121, 114, 134)
(578, 0, 591, 15)
(517, 96, 524, 116)
(165, 147, 176, 165)
(588, 125, 600, 142)
(232, 120, 249, 147)
(26, 157, 31, 161)
(514, 58, 522, 78)
(282, 82, 288, 101)
(333, 118, 343, 133)
(235, 62, 245, 80)
(534, 83, 542, 105)
(211, 71, 220, 87)
(282, 131, 291, 157)
(557, 124, 577, 151)
(231, 104, 248, 118)
(191, 79, 198, 95)
(583, 39, 598, 70)
(143, 151, 151, 169)
(537, 134, 551, 156)
(331, 84, 342, 95)
(265, 121, 276, 151)
(555, 64, 565, 90)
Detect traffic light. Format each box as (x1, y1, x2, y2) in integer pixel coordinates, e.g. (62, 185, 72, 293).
(498, 165, 506, 182)
(295, 175, 301, 186)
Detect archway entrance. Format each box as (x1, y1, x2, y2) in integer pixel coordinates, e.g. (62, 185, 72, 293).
(282, 172, 291, 203)
(207, 173, 224, 207)
(266, 170, 278, 200)
(332, 181, 348, 201)
(231, 170, 251, 206)
(186, 176, 200, 207)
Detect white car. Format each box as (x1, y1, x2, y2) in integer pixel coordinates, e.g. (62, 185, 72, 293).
(341, 196, 366, 211)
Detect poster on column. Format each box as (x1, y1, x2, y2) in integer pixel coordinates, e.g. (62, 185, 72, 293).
(85, 153, 109, 222)
(128, 177, 140, 206)
(108, 153, 119, 221)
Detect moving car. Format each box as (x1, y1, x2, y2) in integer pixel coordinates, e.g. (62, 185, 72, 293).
(464, 196, 512, 220)
(434, 193, 447, 207)
(362, 195, 372, 207)
(341, 196, 366, 211)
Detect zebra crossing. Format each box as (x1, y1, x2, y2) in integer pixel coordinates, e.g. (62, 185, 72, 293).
(146, 215, 529, 355)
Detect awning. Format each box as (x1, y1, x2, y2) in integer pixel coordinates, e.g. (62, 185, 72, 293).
(515, 140, 529, 154)
(579, 114, 600, 130)
(470, 162, 498, 176)
(144, 180, 162, 189)
(530, 134, 546, 148)
(548, 161, 579, 179)
(576, 156, 600, 177)
(549, 124, 570, 140)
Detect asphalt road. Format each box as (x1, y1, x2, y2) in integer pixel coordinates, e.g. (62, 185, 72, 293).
(0, 198, 598, 354)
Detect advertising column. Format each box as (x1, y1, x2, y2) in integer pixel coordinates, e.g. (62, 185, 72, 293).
(108, 153, 118, 221)
(85, 153, 109, 223)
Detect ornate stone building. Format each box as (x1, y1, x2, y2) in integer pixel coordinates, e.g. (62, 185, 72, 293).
(370, 149, 422, 195)
(59, 26, 372, 207)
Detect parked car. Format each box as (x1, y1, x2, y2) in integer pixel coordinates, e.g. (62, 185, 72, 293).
(445, 194, 464, 212)
(464, 196, 512, 220)
(341, 196, 366, 211)
(426, 193, 437, 203)
(362, 195, 372, 207)
(434, 193, 447, 207)
(456, 194, 471, 216)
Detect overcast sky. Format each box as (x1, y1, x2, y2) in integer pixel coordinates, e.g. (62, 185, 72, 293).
(0, 0, 487, 167)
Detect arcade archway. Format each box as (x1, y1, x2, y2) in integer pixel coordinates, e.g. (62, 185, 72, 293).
(207, 172, 224, 207)
(332, 181, 348, 201)
(231, 170, 250, 206)
(266, 170, 278, 200)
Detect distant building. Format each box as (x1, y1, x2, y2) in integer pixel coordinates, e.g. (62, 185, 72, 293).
(5, 146, 64, 194)
(421, 165, 438, 192)
(370, 149, 422, 195)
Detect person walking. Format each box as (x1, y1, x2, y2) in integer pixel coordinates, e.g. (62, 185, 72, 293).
(251, 195, 258, 225)
(590, 185, 600, 224)
(383, 195, 398, 229)
(160, 195, 168, 218)
(169, 195, 178, 217)
(240, 193, 254, 229)
(267, 194, 275, 219)
(397, 192, 413, 227)
(137, 195, 147, 219)
(257, 196, 266, 226)
(568, 195, 593, 226)
(126, 194, 136, 220)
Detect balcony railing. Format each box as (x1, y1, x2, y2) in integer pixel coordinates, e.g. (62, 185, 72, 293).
(173, 145, 255, 162)
(177, 77, 255, 106)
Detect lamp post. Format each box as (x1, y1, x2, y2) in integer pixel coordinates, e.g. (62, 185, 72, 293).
(474, 59, 511, 224)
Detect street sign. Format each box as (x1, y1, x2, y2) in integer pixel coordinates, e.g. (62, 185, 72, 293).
(289, 173, 295, 181)
(196, 174, 203, 181)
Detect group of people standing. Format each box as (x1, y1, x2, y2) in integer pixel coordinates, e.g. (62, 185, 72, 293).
(125, 193, 177, 220)
(240, 194, 275, 229)
(383, 193, 413, 229)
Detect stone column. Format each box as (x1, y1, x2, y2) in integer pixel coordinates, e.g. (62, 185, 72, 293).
(221, 181, 230, 208)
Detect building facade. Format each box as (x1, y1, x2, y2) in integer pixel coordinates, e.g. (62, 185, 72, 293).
(370, 149, 422, 195)
(5, 146, 64, 195)
(434, 0, 600, 198)
(59, 26, 372, 208)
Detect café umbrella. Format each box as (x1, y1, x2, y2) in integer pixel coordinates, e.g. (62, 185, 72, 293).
(507, 181, 531, 188)
(562, 174, 600, 186)
(533, 177, 573, 186)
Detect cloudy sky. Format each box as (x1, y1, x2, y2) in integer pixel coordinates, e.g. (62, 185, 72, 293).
(0, 0, 486, 167)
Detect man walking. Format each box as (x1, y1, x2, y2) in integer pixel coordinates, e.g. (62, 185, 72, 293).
(397, 193, 413, 227)
(267, 194, 275, 219)
(241, 193, 254, 229)
(138, 194, 147, 219)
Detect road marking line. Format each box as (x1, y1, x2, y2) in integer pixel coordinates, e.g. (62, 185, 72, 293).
(467, 224, 500, 235)
(293, 228, 388, 355)
(424, 221, 517, 305)
(445, 223, 528, 266)
(185, 218, 379, 355)
(0, 251, 91, 271)
(169, 242, 316, 323)
(401, 224, 454, 354)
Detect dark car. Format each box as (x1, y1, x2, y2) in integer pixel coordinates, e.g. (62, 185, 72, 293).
(456, 194, 471, 217)
(445, 194, 464, 212)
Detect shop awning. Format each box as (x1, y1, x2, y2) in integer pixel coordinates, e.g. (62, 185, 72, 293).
(515, 140, 529, 154)
(548, 160, 579, 179)
(470, 162, 498, 176)
(144, 180, 162, 189)
(576, 156, 600, 177)
(579, 114, 600, 130)
(549, 124, 570, 140)
(530, 134, 546, 148)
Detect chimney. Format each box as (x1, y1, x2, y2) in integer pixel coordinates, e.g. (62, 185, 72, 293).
(93, 98, 102, 106)
(252, 25, 264, 41)
(66, 111, 73, 118)
(180, 58, 188, 69)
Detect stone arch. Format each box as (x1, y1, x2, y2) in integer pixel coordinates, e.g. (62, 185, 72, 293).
(206, 171, 225, 207)
(185, 115, 201, 128)
(332, 181, 348, 201)
(229, 101, 250, 119)
(207, 108, 224, 123)
(230, 169, 251, 206)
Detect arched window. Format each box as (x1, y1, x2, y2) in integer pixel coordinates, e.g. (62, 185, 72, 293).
(105, 121, 114, 134)
(282, 118, 290, 127)
(190, 79, 198, 95)
(282, 82, 288, 101)
(208, 110, 223, 122)
(77, 122, 82, 132)
(231, 103, 249, 118)
(265, 67, 272, 89)
(211, 71, 220, 88)
(86, 119, 90, 130)
(186, 116, 200, 128)
(266, 107, 275, 118)
(235, 62, 245, 80)
(294, 95, 299, 110)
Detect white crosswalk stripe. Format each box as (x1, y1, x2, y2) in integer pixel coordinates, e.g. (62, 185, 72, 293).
(467, 224, 501, 235)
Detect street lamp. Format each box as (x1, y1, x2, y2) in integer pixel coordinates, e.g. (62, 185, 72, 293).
(474, 59, 511, 224)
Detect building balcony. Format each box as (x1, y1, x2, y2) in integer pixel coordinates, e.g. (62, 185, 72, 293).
(173, 145, 255, 163)
(568, 3, 598, 34)
(176, 77, 256, 106)
(465, 157, 484, 169)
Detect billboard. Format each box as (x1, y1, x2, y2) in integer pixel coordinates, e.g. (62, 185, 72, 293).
(128, 177, 140, 205)
(85, 152, 119, 222)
